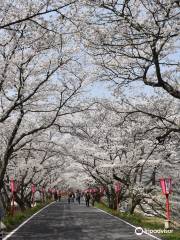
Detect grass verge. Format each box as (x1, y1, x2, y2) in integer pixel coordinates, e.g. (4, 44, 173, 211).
(94, 202, 180, 240)
(3, 201, 52, 232)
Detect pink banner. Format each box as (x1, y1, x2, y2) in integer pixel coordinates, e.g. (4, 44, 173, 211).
(160, 178, 172, 195)
(114, 182, 121, 193)
(100, 186, 104, 194)
(10, 178, 15, 193)
(160, 178, 166, 194)
(31, 184, 36, 193)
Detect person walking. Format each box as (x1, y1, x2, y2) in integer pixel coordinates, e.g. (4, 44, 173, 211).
(71, 192, 75, 203)
(76, 191, 81, 205)
(68, 192, 71, 204)
(58, 190, 61, 202)
(91, 192, 96, 206)
(85, 192, 90, 207)
(54, 190, 58, 202)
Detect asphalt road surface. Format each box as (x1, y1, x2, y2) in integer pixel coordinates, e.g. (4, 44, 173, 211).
(4, 201, 162, 240)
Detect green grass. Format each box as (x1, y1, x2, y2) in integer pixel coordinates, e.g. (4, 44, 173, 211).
(161, 231, 180, 240)
(3, 202, 51, 231)
(95, 202, 180, 240)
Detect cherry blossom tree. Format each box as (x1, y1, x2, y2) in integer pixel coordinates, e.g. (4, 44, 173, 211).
(0, 0, 76, 31)
(2, 131, 65, 210)
(80, 0, 180, 99)
(0, 1, 179, 221)
(61, 98, 179, 216)
(0, 0, 89, 203)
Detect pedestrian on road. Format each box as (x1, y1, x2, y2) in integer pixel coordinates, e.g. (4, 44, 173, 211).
(71, 192, 75, 203)
(85, 192, 90, 207)
(91, 193, 96, 206)
(76, 191, 81, 205)
(58, 190, 61, 202)
(68, 192, 71, 204)
(54, 190, 58, 202)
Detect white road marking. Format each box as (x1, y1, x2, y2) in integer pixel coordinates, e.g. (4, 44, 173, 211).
(3, 202, 164, 240)
(96, 207, 163, 240)
(3, 202, 55, 240)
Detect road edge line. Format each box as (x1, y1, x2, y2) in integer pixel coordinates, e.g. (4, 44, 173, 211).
(95, 207, 163, 240)
(3, 201, 55, 240)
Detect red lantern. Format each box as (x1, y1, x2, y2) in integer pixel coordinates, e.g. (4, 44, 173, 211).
(114, 182, 121, 193)
(31, 184, 36, 207)
(160, 177, 172, 195)
(10, 178, 15, 215)
(31, 184, 36, 193)
(114, 182, 121, 210)
(10, 178, 15, 193)
(159, 177, 172, 221)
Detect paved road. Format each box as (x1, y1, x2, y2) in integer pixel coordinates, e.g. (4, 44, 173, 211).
(4, 201, 162, 240)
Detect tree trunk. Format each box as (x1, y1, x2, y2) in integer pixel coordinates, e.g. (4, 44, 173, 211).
(15, 194, 26, 211)
(127, 198, 138, 214)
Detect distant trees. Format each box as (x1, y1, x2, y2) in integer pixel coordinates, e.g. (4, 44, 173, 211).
(62, 98, 179, 215)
